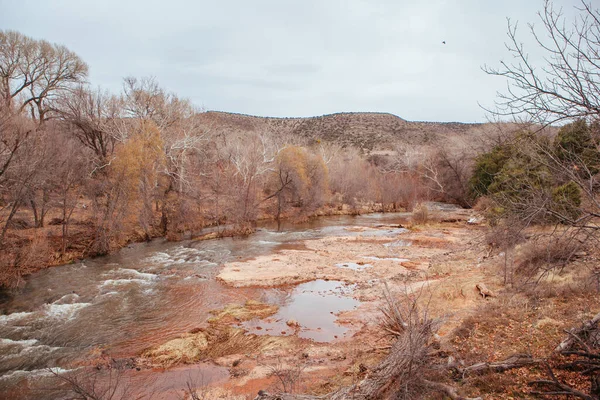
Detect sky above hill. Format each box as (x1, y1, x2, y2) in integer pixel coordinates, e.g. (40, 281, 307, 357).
(0, 0, 583, 122)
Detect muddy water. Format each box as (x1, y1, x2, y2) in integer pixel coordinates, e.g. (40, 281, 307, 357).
(241, 280, 359, 342)
(0, 213, 409, 394)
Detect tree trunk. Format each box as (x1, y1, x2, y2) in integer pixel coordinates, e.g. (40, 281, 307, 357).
(30, 198, 39, 228)
(276, 192, 282, 231)
(1, 199, 21, 243)
(39, 188, 49, 228)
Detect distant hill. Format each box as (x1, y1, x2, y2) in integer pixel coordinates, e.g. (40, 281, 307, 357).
(196, 111, 490, 151)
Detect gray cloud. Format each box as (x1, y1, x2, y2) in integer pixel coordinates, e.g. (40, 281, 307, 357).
(0, 0, 578, 122)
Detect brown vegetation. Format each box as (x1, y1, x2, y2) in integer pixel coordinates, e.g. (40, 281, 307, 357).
(0, 29, 510, 288)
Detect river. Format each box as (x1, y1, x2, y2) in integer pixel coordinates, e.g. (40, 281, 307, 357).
(0, 212, 411, 398)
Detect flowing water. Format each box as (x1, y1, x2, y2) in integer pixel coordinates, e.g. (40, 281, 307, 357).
(0, 213, 410, 396)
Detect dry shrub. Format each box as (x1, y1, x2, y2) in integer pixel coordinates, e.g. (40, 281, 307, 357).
(48, 367, 150, 400)
(521, 279, 581, 302)
(484, 220, 526, 250)
(411, 204, 431, 225)
(0, 233, 52, 287)
(267, 359, 306, 395)
(452, 316, 477, 341)
(351, 285, 446, 400)
(472, 196, 494, 212)
(515, 236, 580, 280)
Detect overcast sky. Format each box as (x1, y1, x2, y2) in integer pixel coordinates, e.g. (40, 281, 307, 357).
(0, 0, 583, 122)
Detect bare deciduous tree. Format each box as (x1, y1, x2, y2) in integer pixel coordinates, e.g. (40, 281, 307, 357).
(0, 30, 88, 125)
(484, 0, 600, 125)
(57, 85, 122, 168)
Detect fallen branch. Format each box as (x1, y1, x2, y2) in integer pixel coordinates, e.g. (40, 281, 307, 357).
(254, 391, 322, 400)
(529, 363, 595, 400)
(556, 311, 600, 352)
(456, 353, 539, 376)
(475, 283, 495, 299)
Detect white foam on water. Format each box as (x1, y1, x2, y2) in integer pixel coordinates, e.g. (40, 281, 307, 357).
(146, 248, 199, 265)
(0, 339, 61, 359)
(265, 230, 286, 235)
(42, 302, 91, 320)
(0, 311, 33, 324)
(145, 251, 171, 264)
(115, 268, 158, 280)
(0, 338, 39, 347)
(144, 246, 219, 268)
(52, 293, 80, 305)
(0, 367, 73, 381)
(100, 278, 153, 287)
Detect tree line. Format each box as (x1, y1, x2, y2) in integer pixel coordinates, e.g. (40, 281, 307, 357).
(0, 30, 454, 286)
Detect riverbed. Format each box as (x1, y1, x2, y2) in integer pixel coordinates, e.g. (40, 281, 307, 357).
(0, 207, 488, 399)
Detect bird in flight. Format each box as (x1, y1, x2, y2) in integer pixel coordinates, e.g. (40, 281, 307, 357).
(442, 41, 446, 44)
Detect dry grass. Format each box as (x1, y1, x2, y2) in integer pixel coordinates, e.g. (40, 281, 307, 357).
(515, 236, 581, 280)
(141, 301, 293, 368)
(207, 300, 279, 325)
(411, 204, 437, 225)
(0, 232, 53, 287)
(448, 262, 600, 399)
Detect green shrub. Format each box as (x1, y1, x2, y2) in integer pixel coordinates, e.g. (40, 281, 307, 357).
(468, 144, 511, 198)
(551, 181, 582, 222)
(554, 119, 600, 176)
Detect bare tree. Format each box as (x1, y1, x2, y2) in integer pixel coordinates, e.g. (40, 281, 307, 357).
(0, 30, 88, 125)
(484, 0, 600, 125)
(264, 146, 328, 224)
(0, 122, 46, 242)
(222, 132, 276, 227)
(122, 76, 196, 131)
(421, 147, 473, 207)
(57, 85, 122, 168)
(120, 77, 209, 236)
(48, 366, 151, 400)
(53, 136, 90, 255)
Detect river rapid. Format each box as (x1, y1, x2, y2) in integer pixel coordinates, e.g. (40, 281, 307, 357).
(0, 213, 411, 398)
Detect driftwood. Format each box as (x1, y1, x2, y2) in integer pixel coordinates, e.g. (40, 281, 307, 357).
(338, 315, 435, 399)
(451, 353, 538, 376)
(529, 362, 597, 400)
(254, 392, 322, 400)
(475, 283, 495, 299)
(556, 311, 600, 352)
(528, 311, 600, 399)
